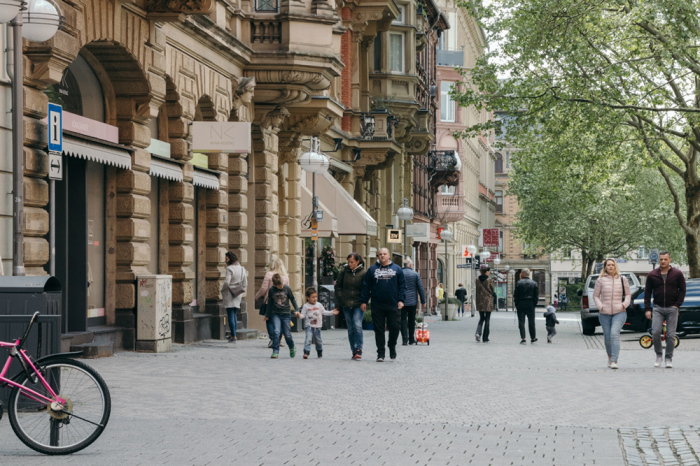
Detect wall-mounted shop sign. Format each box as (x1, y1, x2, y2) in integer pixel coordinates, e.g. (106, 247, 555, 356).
(64, 112, 118, 143)
(146, 138, 171, 158)
(191, 152, 209, 169)
(191, 122, 251, 153)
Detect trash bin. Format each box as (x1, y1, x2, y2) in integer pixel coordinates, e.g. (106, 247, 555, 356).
(136, 275, 172, 352)
(317, 285, 336, 330)
(0, 276, 62, 403)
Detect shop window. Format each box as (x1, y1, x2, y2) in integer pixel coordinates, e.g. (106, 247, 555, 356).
(440, 81, 455, 122)
(390, 33, 405, 73)
(44, 54, 105, 122)
(256, 0, 278, 12)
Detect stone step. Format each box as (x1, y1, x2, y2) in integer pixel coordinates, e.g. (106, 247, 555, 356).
(70, 342, 114, 359)
(236, 328, 258, 340)
(60, 331, 95, 353)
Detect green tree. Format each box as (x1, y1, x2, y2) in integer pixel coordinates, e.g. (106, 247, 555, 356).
(507, 105, 686, 280)
(455, 0, 700, 276)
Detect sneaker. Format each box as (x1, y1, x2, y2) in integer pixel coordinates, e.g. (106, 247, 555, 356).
(290, 347, 296, 358)
(352, 352, 361, 360)
(665, 359, 673, 369)
(610, 361, 618, 370)
(402, 342, 408, 346)
(268, 340, 273, 348)
(376, 357, 384, 362)
(607, 359, 612, 368)
(271, 352, 279, 359)
(483, 339, 490, 343)
(317, 351, 322, 358)
(531, 338, 538, 343)
(655, 355, 663, 367)
(520, 339, 527, 345)
(475, 334, 481, 342)
(547, 337, 552, 343)
(390, 348, 397, 360)
(303, 351, 310, 359)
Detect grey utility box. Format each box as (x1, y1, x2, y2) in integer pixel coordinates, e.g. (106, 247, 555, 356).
(0, 276, 62, 404)
(136, 275, 172, 353)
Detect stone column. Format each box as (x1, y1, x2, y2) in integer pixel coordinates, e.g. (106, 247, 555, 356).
(205, 152, 228, 338)
(228, 152, 248, 326)
(278, 142, 303, 298)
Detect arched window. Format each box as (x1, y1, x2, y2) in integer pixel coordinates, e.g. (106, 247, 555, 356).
(495, 152, 503, 173)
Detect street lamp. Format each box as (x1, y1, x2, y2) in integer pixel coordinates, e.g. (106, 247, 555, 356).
(467, 243, 477, 316)
(3, 0, 62, 275)
(397, 198, 413, 260)
(441, 227, 453, 321)
(492, 256, 501, 309)
(299, 137, 329, 289)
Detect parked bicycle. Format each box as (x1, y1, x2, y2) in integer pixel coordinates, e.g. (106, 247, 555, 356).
(0, 312, 111, 455)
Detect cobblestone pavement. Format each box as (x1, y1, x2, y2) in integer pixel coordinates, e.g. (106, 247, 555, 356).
(2, 310, 700, 465)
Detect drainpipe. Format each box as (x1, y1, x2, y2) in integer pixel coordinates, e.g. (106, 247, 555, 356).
(10, 14, 24, 276)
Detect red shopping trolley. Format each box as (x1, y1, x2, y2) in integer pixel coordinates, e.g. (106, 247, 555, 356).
(415, 322, 430, 345)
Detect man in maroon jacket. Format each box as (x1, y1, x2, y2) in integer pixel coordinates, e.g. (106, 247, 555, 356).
(644, 252, 686, 368)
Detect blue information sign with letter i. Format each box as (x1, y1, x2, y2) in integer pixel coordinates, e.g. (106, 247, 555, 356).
(48, 103, 63, 153)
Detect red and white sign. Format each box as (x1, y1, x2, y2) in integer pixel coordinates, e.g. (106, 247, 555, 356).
(482, 228, 500, 247)
(484, 253, 500, 263)
(462, 245, 472, 258)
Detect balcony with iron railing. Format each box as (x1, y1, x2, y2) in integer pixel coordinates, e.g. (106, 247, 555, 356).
(435, 193, 466, 223)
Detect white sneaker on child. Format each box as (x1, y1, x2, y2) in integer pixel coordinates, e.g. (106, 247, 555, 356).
(655, 355, 663, 368)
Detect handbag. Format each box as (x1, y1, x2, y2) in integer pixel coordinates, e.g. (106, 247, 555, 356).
(258, 303, 267, 316)
(229, 266, 247, 297)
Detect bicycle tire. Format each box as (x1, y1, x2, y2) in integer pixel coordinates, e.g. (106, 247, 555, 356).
(639, 335, 653, 349)
(674, 336, 680, 348)
(8, 358, 111, 455)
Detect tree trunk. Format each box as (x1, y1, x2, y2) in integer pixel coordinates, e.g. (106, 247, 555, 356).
(685, 180, 700, 278)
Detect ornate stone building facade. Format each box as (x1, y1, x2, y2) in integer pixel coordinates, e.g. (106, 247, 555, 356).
(0, 0, 452, 348)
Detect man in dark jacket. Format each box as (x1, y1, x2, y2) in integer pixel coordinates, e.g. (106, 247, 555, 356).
(644, 251, 686, 368)
(360, 248, 406, 361)
(455, 284, 468, 317)
(514, 268, 539, 344)
(401, 259, 426, 345)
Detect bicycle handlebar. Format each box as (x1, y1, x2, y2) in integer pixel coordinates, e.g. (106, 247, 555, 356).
(18, 311, 40, 348)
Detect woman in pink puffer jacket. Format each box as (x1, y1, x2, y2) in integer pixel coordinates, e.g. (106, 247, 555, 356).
(592, 259, 631, 370)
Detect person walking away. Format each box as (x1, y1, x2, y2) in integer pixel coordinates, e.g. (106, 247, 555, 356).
(401, 259, 426, 345)
(360, 248, 407, 362)
(255, 257, 289, 348)
(474, 267, 495, 343)
(264, 273, 299, 359)
(514, 268, 539, 344)
(644, 251, 686, 368)
(455, 284, 467, 317)
(543, 305, 559, 343)
(592, 259, 630, 369)
(297, 287, 339, 359)
(334, 253, 367, 360)
(222, 252, 246, 342)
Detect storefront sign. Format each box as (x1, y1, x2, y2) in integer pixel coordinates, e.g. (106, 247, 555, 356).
(48, 103, 62, 152)
(481, 228, 500, 247)
(406, 223, 430, 242)
(191, 152, 209, 169)
(146, 138, 171, 158)
(63, 111, 119, 144)
(191, 122, 251, 153)
(387, 229, 402, 243)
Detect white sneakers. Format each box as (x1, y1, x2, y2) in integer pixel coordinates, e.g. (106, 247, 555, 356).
(610, 361, 618, 370)
(655, 355, 663, 367)
(475, 334, 480, 342)
(666, 359, 673, 369)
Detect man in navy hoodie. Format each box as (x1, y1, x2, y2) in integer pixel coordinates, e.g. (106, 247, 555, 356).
(361, 248, 407, 362)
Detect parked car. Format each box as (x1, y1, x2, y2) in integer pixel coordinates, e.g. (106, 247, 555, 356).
(624, 278, 700, 337)
(579, 272, 641, 335)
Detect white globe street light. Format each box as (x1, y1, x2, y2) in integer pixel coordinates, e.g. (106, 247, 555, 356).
(481, 249, 491, 261)
(441, 228, 453, 242)
(22, 0, 61, 42)
(397, 198, 413, 259)
(0, 0, 23, 24)
(299, 150, 329, 174)
(467, 244, 477, 255)
(493, 256, 501, 267)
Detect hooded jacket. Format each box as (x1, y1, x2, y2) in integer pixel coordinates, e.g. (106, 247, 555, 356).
(475, 274, 495, 312)
(644, 266, 686, 311)
(360, 260, 406, 308)
(334, 263, 367, 309)
(543, 306, 560, 327)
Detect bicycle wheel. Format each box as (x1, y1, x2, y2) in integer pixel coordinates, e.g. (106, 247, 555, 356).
(8, 358, 111, 455)
(674, 336, 680, 348)
(639, 335, 653, 349)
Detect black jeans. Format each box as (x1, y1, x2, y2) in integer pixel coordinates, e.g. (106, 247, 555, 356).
(400, 305, 417, 344)
(372, 305, 400, 358)
(476, 311, 491, 341)
(517, 306, 536, 339)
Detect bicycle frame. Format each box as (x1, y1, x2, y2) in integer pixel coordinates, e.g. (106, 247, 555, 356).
(0, 339, 65, 407)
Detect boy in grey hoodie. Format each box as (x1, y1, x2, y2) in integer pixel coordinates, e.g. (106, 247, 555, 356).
(544, 305, 560, 343)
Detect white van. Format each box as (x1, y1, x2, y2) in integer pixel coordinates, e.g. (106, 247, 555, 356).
(580, 273, 641, 335)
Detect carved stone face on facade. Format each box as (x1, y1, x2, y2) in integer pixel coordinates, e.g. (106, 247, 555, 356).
(236, 77, 256, 105)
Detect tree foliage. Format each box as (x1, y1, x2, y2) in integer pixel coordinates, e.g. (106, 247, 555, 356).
(455, 0, 700, 276)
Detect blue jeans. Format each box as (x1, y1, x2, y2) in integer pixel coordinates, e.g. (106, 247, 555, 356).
(598, 312, 626, 362)
(304, 326, 323, 353)
(343, 307, 364, 353)
(271, 314, 294, 353)
(226, 307, 238, 338)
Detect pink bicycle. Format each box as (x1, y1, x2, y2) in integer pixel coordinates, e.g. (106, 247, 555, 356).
(0, 312, 110, 455)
